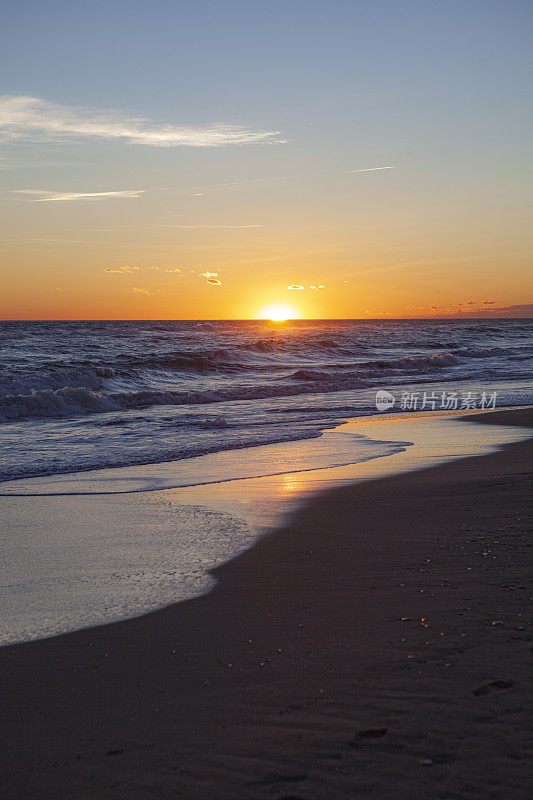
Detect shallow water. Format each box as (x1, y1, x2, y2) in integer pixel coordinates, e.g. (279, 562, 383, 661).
(0, 411, 530, 646)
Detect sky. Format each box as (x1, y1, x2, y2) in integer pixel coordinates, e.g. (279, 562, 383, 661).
(1, 0, 532, 320)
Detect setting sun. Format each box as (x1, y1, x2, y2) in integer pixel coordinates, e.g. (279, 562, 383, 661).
(257, 303, 300, 322)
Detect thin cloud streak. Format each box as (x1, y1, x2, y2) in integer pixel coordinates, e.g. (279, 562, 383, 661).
(209, 176, 290, 188)
(14, 189, 145, 202)
(105, 266, 140, 274)
(194, 167, 395, 195)
(160, 223, 262, 229)
(344, 166, 395, 173)
(0, 95, 282, 147)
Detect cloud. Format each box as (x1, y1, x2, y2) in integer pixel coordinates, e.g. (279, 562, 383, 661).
(106, 264, 182, 277)
(478, 303, 533, 315)
(55, 287, 63, 292)
(194, 168, 392, 196)
(344, 166, 395, 173)
(423, 300, 532, 317)
(161, 223, 261, 229)
(208, 176, 290, 189)
(0, 95, 281, 147)
(287, 284, 304, 290)
(200, 271, 222, 285)
(14, 189, 145, 202)
(131, 287, 151, 295)
(309, 284, 326, 290)
(191, 175, 289, 195)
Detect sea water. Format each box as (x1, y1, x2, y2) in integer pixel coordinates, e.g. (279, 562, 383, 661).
(1, 318, 531, 481)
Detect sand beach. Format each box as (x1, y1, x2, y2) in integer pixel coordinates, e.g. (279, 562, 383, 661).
(0, 408, 531, 799)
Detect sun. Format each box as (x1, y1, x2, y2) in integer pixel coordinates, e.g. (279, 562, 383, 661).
(257, 303, 299, 322)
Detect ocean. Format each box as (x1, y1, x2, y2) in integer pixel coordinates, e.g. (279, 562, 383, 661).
(1, 318, 532, 483)
(1, 318, 532, 644)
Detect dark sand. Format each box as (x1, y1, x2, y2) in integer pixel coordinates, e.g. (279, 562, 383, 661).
(1, 409, 532, 799)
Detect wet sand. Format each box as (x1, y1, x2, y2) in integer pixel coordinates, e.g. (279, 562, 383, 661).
(0, 408, 532, 799)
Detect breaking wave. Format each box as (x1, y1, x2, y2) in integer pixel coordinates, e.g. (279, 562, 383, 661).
(0, 318, 531, 480)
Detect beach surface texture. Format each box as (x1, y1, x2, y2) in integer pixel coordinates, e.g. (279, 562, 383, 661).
(0, 408, 531, 799)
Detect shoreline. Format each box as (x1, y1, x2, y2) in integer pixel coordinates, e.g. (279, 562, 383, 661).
(1, 408, 531, 647)
(1, 405, 531, 495)
(0, 407, 532, 798)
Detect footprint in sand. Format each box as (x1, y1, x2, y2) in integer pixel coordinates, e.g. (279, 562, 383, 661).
(473, 679, 514, 696)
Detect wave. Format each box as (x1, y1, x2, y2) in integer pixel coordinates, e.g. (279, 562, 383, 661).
(242, 334, 370, 356)
(0, 387, 120, 419)
(363, 353, 459, 370)
(124, 349, 242, 373)
(0, 365, 116, 398)
(290, 369, 334, 381)
(2, 346, 524, 421)
(290, 353, 459, 382)
(3, 340, 529, 405)
(0, 316, 530, 425)
(0, 377, 374, 421)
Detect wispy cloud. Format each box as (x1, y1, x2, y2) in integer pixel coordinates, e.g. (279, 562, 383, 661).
(160, 223, 262, 229)
(209, 176, 290, 189)
(0, 95, 282, 147)
(482, 303, 533, 315)
(422, 300, 532, 317)
(131, 287, 151, 295)
(106, 265, 182, 275)
(286, 284, 325, 291)
(344, 166, 395, 174)
(2, 237, 92, 244)
(193, 168, 394, 196)
(14, 189, 145, 202)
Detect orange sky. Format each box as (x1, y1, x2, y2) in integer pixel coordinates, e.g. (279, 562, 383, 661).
(1, 3, 532, 319)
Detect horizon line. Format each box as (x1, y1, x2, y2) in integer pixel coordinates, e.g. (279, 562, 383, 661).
(0, 316, 531, 323)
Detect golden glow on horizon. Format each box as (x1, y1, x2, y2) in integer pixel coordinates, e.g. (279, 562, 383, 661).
(257, 303, 300, 321)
